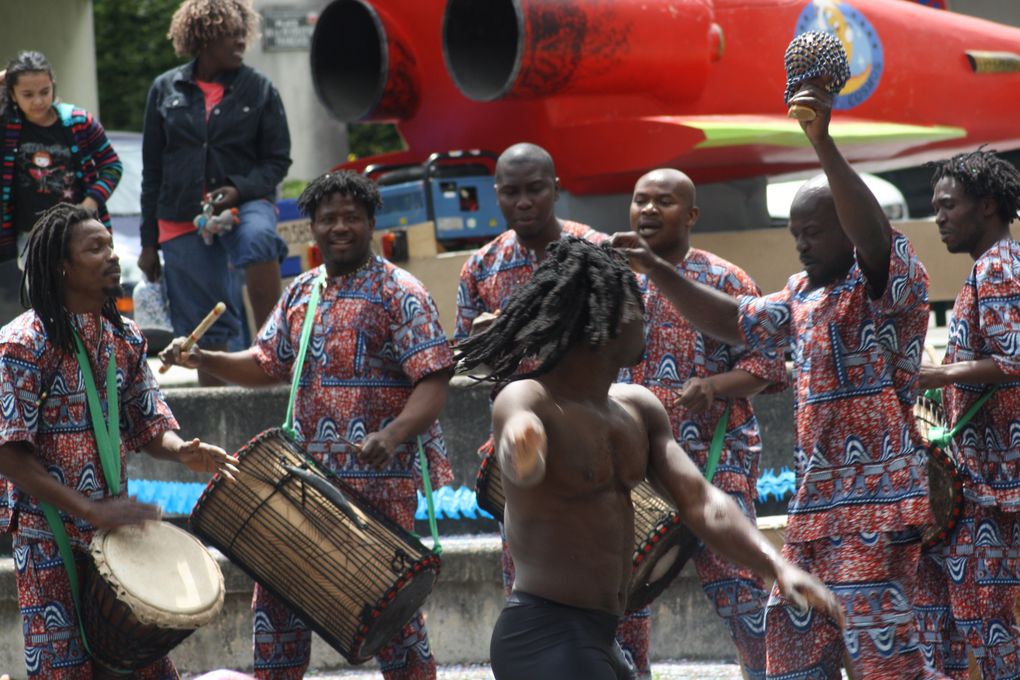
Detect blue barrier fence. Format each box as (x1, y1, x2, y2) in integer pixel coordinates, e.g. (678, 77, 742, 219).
(128, 468, 799, 520)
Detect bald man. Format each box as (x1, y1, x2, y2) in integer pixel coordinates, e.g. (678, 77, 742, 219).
(620, 169, 787, 678)
(455, 143, 652, 677)
(614, 82, 941, 678)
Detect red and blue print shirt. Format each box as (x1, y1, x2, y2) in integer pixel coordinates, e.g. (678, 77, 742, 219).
(943, 237, 1020, 510)
(624, 249, 788, 499)
(251, 257, 455, 493)
(737, 231, 931, 542)
(455, 221, 608, 342)
(0, 311, 177, 544)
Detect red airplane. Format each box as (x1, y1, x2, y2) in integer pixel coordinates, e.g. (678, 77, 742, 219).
(310, 0, 1020, 194)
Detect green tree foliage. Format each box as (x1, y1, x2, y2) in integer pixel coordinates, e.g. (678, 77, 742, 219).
(347, 123, 404, 159)
(94, 0, 182, 131)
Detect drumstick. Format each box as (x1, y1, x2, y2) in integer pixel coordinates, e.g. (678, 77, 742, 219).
(159, 302, 226, 374)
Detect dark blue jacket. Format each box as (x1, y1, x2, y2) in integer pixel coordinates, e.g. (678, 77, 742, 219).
(140, 61, 291, 247)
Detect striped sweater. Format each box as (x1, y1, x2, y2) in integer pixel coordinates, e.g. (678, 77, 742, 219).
(1, 102, 122, 260)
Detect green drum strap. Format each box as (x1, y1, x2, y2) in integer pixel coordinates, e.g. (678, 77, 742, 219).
(928, 387, 998, 449)
(417, 436, 442, 555)
(704, 403, 731, 483)
(282, 269, 326, 441)
(40, 503, 94, 658)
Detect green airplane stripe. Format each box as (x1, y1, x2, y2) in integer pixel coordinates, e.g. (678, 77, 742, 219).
(686, 120, 966, 148)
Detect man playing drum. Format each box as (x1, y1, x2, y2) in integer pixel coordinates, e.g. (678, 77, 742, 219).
(0, 203, 235, 678)
(457, 236, 842, 680)
(455, 142, 652, 677)
(613, 82, 942, 679)
(915, 149, 1020, 678)
(160, 170, 455, 680)
(620, 168, 787, 678)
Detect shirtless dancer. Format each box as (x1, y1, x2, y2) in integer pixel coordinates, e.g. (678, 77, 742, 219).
(456, 237, 842, 680)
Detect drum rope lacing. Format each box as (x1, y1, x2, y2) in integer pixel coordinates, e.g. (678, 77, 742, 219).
(281, 267, 442, 554)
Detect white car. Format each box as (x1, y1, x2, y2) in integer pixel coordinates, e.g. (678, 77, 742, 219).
(767, 173, 909, 226)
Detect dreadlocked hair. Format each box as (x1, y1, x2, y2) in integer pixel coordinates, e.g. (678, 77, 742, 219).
(456, 236, 643, 384)
(298, 170, 383, 220)
(20, 203, 124, 355)
(929, 148, 1020, 224)
(168, 0, 260, 58)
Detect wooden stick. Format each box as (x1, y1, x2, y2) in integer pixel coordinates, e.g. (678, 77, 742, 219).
(159, 302, 226, 373)
(787, 104, 816, 121)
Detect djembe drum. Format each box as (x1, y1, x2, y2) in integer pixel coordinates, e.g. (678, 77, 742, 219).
(191, 428, 441, 663)
(914, 395, 964, 549)
(83, 521, 224, 674)
(475, 449, 696, 611)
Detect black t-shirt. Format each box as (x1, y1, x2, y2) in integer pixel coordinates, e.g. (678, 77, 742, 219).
(13, 119, 80, 233)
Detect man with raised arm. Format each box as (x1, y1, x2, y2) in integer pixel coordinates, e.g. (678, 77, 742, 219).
(613, 82, 940, 678)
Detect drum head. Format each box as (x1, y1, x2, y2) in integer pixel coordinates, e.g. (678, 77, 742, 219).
(628, 524, 698, 612)
(91, 521, 224, 628)
(358, 568, 438, 660)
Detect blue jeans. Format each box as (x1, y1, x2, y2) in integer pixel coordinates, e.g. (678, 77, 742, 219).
(161, 199, 286, 348)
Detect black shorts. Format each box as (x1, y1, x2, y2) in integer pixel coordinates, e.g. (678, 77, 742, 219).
(490, 590, 636, 680)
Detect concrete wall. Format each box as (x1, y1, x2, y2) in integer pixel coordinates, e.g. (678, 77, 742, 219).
(244, 0, 350, 182)
(128, 377, 796, 488)
(0, 0, 99, 117)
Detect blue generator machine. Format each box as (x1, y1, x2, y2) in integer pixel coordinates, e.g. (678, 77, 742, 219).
(366, 150, 505, 257)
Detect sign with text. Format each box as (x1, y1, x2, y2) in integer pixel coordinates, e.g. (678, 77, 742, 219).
(262, 7, 319, 51)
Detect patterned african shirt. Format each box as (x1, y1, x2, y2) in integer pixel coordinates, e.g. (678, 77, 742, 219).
(251, 257, 454, 492)
(942, 237, 1020, 510)
(454, 220, 608, 341)
(0, 311, 177, 544)
(625, 249, 788, 498)
(737, 230, 932, 543)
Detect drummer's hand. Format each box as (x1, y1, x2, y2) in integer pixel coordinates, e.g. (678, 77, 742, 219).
(611, 231, 661, 275)
(177, 437, 239, 479)
(86, 496, 162, 530)
(159, 336, 203, 370)
(358, 431, 397, 471)
(774, 559, 845, 630)
(675, 377, 716, 413)
(470, 310, 500, 337)
(919, 364, 950, 390)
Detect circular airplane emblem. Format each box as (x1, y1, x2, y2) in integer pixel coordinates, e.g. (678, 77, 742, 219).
(795, 0, 884, 110)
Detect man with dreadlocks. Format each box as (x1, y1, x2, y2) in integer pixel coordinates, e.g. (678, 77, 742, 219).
(455, 142, 653, 677)
(912, 149, 1020, 678)
(614, 81, 940, 679)
(621, 168, 787, 679)
(160, 170, 454, 680)
(457, 236, 842, 680)
(0, 203, 235, 678)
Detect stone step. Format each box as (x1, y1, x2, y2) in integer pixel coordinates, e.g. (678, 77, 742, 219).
(0, 520, 789, 677)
